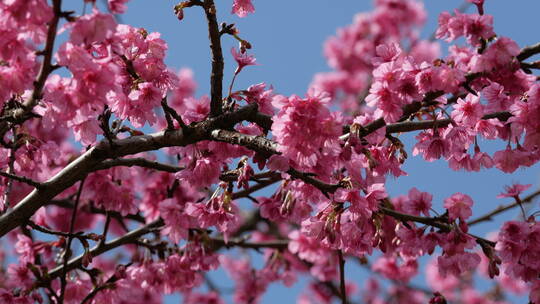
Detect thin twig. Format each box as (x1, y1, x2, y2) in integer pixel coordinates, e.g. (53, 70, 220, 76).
(98, 213, 112, 248)
(338, 250, 347, 304)
(0, 171, 42, 189)
(59, 177, 86, 303)
(2, 145, 17, 211)
(232, 176, 281, 199)
(517, 42, 540, 61)
(45, 220, 164, 283)
(209, 237, 288, 250)
(27, 221, 77, 238)
(80, 264, 129, 304)
(161, 97, 186, 129)
(0, 0, 63, 137)
(379, 206, 495, 247)
(468, 189, 540, 226)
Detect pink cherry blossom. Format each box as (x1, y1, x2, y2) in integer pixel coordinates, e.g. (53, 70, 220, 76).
(444, 193, 474, 221)
(2, 1, 540, 303)
(231, 0, 255, 18)
(497, 183, 532, 198)
(231, 47, 257, 74)
(108, 0, 129, 14)
(451, 94, 484, 127)
(402, 187, 433, 216)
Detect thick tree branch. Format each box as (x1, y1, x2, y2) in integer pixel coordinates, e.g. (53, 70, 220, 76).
(210, 129, 278, 157)
(0, 104, 260, 238)
(246, 112, 273, 131)
(95, 158, 183, 173)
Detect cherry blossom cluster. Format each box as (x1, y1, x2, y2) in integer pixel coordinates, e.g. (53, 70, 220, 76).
(0, 0, 540, 303)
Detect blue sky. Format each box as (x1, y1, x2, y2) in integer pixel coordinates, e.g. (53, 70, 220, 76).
(77, 0, 540, 303)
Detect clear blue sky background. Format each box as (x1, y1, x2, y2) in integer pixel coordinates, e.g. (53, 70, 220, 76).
(72, 1, 540, 303)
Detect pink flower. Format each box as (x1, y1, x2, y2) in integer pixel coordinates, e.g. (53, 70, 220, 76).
(443, 193, 474, 221)
(471, 37, 520, 73)
(451, 94, 484, 127)
(372, 42, 402, 66)
(271, 90, 342, 170)
(497, 183, 532, 198)
(495, 221, 528, 263)
(288, 230, 330, 264)
(83, 169, 138, 216)
(231, 47, 257, 74)
(413, 131, 450, 162)
(372, 256, 418, 282)
(365, 82, 403, 122)
(159, 198, 192, 243)
(236, 161, 254, 190)
(232, 0, 255, 18)
(243, 82, 275, 115)
(108, 0, 129, 14)
(436, 11, 494, 46)
(184, 291, 224, 304)
(267, 155, 290, 172)
(493, 148, 521, 173)
(462, 14, 494, 45)
(221, 256, 268, 304)
(475, 118, 503, 139)
(335, 188, 373, 216)
(425, 258, 459, 295)
(482, 82, 513, 113)
(176, 156, 221, 188)
(365, 183, 387, 205)
(437, 252, 480, 278)
(185, 192, 240, 241)
(69, 9, 117, 46)
(169, 68, 196, 108)
(403, 187, 432, 216)
(7, 264, 33, 288)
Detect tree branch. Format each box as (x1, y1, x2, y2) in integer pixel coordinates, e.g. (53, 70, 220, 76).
(341, 111, 512, 141)
(517, 42, 540, 61)
(467, 189, 540, 226)
(59, 178, 86, 303)
(203, 0, 224, 117)
(0, 104, 260, 238)
(231, 175, 281, 199)
(0, 0, 62, 137)
(0, 171, 42, 189)
(209, 129, 278, 157)
(44, 220, 164, 283)
(379, 206, 495, 246)
(95, 158, 183, 173)
(209, 237, 288, 250)
(338, 250, 347, 304)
